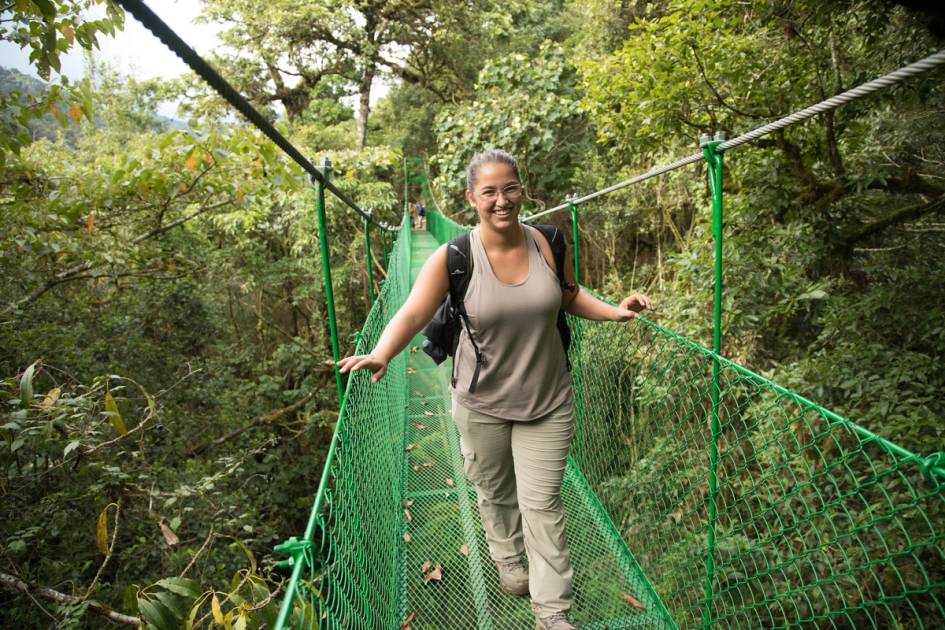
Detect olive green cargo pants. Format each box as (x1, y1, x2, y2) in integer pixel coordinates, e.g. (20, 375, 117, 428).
(452, 396, 575, 616)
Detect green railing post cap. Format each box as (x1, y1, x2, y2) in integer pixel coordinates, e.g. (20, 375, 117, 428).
(315, 157, 332, 182)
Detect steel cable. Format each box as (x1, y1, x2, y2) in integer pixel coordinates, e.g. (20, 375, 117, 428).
(524, 48, 945, 222)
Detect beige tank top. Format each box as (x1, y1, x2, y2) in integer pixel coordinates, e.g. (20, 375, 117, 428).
(450, 225, 572, 420)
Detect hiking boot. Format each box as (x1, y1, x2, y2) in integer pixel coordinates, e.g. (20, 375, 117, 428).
(494, 559, 529, 595)
(534, 611, 576, 630)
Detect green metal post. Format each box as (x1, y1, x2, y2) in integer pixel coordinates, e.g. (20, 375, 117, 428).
(381, 231, 389, 270)
(363, 210, 375, 306)
(567, 198, 585, 459)
(700, 131, 725, 629)
(568, 199, 581, 283)
(316, 157, 344, 405)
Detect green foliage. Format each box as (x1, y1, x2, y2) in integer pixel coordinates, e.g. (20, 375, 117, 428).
(432, 41, 590, 215)
(0, 0, 122, 162)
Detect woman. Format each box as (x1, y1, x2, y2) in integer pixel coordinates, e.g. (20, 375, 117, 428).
(338, 149, 652, 630)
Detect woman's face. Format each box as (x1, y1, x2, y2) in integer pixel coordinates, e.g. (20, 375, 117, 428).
(465, 162, 523, 231)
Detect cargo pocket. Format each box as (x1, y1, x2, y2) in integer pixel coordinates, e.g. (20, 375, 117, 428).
(459, 438, 479, 483)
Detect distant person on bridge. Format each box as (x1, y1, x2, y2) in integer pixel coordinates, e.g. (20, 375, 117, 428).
(339, 149, 652, 630)
(417, 200, 426, 229)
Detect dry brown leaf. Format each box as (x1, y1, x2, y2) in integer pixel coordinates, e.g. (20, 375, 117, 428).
(407, 367, 417, 374)
(622, 592, 645, 610)
(421, 560, 432, 573)
(405, 443, 418, 452)
(402, 499, 414, 508)
(68, 103, 82, 125)
(410, 346, 418, 353)
(414, 391, 423, 396)
(459, 544, 469, 557)
(672, 508, 683, 524)
(403, 532, 412, 544)
(86, 212, 95, 234)
(423, 563, 443, 585)
(400, 611, 415, 629)
(412, 465, 420, 472)
(411, 422, 426, 430)
(421, 462, 434, 468)
(424, 411, 435, 416)
(160, 523, 180, 546)
(445, 478, 454, 487)
(95, 510, 109, 555)
(39, 387, 61, 409)
(211, 593, 224, 625)
(404, 509, 413, 523)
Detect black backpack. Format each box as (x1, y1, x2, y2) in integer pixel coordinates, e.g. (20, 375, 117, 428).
(420, 224, 575, 393)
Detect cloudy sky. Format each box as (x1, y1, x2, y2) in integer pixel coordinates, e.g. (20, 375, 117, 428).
(1, 1, 220, 84)
(0, 0, 388, 115)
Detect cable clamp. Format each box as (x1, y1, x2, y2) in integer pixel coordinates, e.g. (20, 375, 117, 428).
(274, 536, 315, 570)
(920, 451, 945, 482)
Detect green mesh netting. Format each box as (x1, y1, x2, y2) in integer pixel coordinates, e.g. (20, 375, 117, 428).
(275, 176, 944, 629)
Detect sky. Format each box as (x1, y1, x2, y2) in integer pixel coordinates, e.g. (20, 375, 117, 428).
(0, 0, 388, 117)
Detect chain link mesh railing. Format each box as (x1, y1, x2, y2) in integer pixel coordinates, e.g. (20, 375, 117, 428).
(571, 310, 944, 629)
(273, 214, 413, 628)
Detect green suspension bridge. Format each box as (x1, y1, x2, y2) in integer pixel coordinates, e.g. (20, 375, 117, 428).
(119, 1, 945, 627)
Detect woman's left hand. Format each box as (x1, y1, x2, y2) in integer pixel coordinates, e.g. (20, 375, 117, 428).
(613, 294, 654, 321)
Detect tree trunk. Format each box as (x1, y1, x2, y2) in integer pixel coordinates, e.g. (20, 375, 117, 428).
(356, 65, 375, 150)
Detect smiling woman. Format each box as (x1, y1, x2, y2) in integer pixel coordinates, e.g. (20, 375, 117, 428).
(339, 148, 652, 629)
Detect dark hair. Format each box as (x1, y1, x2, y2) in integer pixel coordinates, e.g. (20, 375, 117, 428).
(465, 149, 521, 192)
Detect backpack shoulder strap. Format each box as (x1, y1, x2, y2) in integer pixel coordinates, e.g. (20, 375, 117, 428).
(446, 231, 484, 392)
(533, 224, 575, 291)
(446, 232, 473, 304)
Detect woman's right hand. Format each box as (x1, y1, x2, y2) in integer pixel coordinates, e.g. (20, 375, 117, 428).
(337, 353, 388, 383)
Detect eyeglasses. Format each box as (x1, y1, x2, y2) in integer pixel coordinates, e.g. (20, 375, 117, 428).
(477, 184, 523, 201)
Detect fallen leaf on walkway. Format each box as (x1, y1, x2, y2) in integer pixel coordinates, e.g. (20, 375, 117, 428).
(460, 544, 469, 557)
(415, 391, 423, 397)
(424, 411, 435, 416)
(422, 561, 432, 573)
(622, 593, 645, 610)
(413, 465, 420, 472)
(405, 443, 418, 452)
(404, 509, 413, 523)
(421, 462, 434, 468)
(445, 478, 454, 487)
(410, 346, 418, 353)
(411, 422, 426, 430)
(407, 367, 417, 374)
(402, 499, 414, 508)
(401, 611, 415, 629)
(423, 563, 443, 585)
(403, 532, 412, 543)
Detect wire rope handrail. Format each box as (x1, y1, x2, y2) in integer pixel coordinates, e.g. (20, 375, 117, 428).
(522, 48, 945, 222)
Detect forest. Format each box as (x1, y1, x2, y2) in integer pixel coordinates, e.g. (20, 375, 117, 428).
(1, 0, 943, 627)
